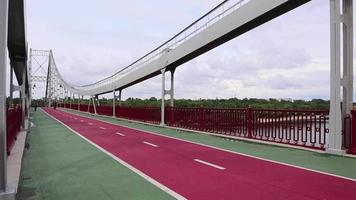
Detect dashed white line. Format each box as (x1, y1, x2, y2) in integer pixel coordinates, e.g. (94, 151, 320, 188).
(88, 123, 93, 126)
(74, 118, 78, 120)
(80, 120, 84, 122)
(99, 127, 106, 130)
(194, 159, 225, 170)
(116, 132, 125, 136)
(42, 109, 187, 200)
(60, 109, 356, 182)
(143, 141, 158, 148)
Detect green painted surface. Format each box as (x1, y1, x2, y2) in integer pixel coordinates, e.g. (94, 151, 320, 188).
(17, 109, 174, 200)
(64, 109, 356, 179)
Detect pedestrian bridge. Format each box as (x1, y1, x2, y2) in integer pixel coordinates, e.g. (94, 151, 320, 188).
(0, 0, 355, 199)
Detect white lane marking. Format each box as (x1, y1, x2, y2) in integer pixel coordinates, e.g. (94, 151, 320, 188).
(194, 159, 226, 170)
(143, 141, 158, 148)
(80, 120, 84, 122)
(116, 132, 125, 137)
(99, 127, 106, 130)
(61, 109, 356, 182)
(41, 109, 187, 200)
(74, 118, 78, 120)
(88, 123, 93, 126)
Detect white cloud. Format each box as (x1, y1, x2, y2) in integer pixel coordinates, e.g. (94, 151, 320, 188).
(27, 0, 356, 100)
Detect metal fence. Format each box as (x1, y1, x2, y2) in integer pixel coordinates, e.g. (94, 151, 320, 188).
(116, 106, 161, 124)
(6, 106, 22, 155)
(61, 104, 329, 150)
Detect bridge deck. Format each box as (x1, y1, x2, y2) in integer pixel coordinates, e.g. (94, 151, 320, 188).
(17, 108, 356, 200)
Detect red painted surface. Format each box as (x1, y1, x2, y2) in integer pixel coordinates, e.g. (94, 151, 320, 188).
(167, 107, 329, 150)
(349, 110, 356, 155)
(7, 106, 22, 155)
(60, 104, 328, 150)
(45, 108, 356, 200)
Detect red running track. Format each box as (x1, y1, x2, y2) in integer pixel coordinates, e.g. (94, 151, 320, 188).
(44, 108, 356, 200)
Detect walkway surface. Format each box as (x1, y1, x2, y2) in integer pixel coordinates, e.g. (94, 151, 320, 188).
(18, 108, 356, 200)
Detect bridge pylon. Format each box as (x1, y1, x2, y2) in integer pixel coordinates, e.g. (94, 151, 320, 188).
(328, 0, 353, 154)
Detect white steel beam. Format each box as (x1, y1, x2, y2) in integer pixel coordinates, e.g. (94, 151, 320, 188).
(0, 0, 8, 193)
(47, 0, 310, 97)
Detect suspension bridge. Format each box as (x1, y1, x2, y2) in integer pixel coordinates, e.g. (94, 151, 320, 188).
(1, 0, 356, 199)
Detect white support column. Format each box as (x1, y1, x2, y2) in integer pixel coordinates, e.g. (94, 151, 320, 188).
(82, 95, 84, 109)
(170, 69, 175, 107)
(328, 0, 353, 155)
(0, 0, 8, 193)
(87, 95, 91, 113)
(48, 65, 53, 107)
(92, 96, 97, 115)
(160, 68, 166, 126)
(78, 94, 80, 111)
(113, 90, 116, 117)
(96, 95, 100, 106)
(342, 0, 354, 117)
(118, 90, 122, 106)
(69, 92, 72, 109)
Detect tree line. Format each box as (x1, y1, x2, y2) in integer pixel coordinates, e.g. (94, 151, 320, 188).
(31, 97, 330, 110)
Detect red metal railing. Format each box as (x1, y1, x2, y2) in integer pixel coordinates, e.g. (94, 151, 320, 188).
(251, 109, 328, 150)
(165, 107, 248, 137)
(7, 106, 23, 155)
(166, 107, 328, 150)
(348, 110, 356, 155)
(97, 105, 113, 116)
(63, 104, 329, 150)
(116, 106, 161, 124)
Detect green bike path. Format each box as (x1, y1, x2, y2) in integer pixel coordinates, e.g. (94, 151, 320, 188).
(17, 108, 356, 199)
(17, 109, 174, 200)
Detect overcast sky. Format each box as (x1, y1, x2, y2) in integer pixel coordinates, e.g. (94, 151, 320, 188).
(27, 0, 356, 100)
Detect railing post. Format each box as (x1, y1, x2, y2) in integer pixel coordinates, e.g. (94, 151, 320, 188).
(349, 110, 356, 154)
(169, 106, 175, 126)
(247, 106, 253, 138)
(199, 106, 205, 131)
(0, 0, 8, 192)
